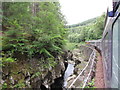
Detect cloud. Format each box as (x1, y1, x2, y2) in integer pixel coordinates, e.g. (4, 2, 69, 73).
(59, 0, 109, 25)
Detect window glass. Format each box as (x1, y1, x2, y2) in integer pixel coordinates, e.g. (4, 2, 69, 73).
(112, 16, 119, 88)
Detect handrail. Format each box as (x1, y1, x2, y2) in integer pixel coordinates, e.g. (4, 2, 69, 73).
(82, 50, 96, 89)
(68, 48, 95, 88)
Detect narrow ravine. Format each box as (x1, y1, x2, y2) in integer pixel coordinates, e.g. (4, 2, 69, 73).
(50, 61, 75, 89)
(49, 45, 97, 89)
(62, 46, 95, 88)
(63, 63, 75, 87)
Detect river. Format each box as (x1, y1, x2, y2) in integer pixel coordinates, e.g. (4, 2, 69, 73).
(63, 63, 75, 87)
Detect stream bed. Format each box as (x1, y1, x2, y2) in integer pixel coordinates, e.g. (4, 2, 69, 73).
(50, 62, 75, 89)
(63, 63, 75, 87)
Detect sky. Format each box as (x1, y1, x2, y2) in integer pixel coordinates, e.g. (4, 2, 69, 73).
(59, 0, 112, 25)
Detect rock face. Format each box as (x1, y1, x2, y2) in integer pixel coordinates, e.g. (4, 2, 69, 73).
(1, 46, 95, 89)
(1, 55, 66, 89)
(64, 45, 95, 88)
(79, 46, 93, 61)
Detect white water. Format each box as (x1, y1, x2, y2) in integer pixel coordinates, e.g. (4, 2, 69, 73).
(63, 63, 75, 87)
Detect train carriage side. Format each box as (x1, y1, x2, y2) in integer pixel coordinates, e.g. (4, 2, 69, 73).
(85, 0, 120, 88)
(111, 7, 120, 88)
(102, 19, 113, 88)
(102, 0, 120, 88)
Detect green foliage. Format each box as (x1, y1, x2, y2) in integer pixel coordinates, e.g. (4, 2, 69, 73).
(2, 83, 8, 89)
(40, 48, 54, 58)
(47, 58, 57, 67)
(67, 14, 105, 43)
(67, 17, 97, 28)
(65, 42, 78, 50)
(0, 52, 16, 67)
(2, 2, 66, 62)
(39, 58, 57, 69)
(13, 82, 25, 88)
(88, 79, 95, 87)
(2, 2, 66, 88)
(3, 57, 15, 63)
(31, 72, 42, 79)
(84, 87, 96, 90)
(12, 79, 26, 88)
(84, 79, 96, 89)
(1, 52, 15, 66)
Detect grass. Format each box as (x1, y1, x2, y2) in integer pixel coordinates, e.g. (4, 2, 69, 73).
(65, 42, 78, 50)
(79, 42, 86, 45)
(64, 41, 86, 51)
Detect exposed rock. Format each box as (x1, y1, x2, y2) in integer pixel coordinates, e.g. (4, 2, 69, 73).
(74, 68, 79, 75)
(79, 46, 93, 61)
(75, 60, 81, 66)
(2, 54, 66, 89)
(68, 60, 75, 65)
(9, 76, 14, 85)
(67, 75, 76, 82)
(2, 46, 94, 89)
(63, 46, 94, 88)
(67, 50, 73, 60)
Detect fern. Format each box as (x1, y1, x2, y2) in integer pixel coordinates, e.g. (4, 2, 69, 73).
(50, 35, 61, 40)
(40, 48, 54, 58)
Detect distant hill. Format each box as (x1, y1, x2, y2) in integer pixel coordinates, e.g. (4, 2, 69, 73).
(66, 14, 105, 43)
(66, 17, 97, 28)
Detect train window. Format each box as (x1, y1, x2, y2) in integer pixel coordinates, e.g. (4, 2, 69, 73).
(104, 33, 111, 86)
(112, 16, 120, 88)
(104, 33, 109, 64)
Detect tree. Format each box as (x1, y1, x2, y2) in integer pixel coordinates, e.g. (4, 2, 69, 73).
(67, 14, 105, 43)
(2, 2, 67, 61)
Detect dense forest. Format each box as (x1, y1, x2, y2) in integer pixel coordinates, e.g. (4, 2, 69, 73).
(67, 14, 105, 43)
(2, 2, 67, 64)
(1, 2, 67, 88)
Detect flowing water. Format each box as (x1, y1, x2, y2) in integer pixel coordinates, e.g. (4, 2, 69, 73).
(63, 63, 75, 87)
(50, 62, 75, 89)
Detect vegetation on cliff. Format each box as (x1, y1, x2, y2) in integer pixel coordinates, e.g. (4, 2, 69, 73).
(2, 2, 67, 64)
(1, 2, 67, 88)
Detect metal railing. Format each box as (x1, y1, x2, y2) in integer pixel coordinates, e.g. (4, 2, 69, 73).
(68, 48, 96, 88)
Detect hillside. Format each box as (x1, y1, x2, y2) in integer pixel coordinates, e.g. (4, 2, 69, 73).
(67, 14, 105, 43)
(66, 17, 97, 28)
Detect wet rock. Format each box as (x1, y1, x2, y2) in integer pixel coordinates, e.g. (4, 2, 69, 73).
(67, 50, 73, 60)
(68, 60, 75, 65)
(2, 46, 93, 88)
(9, 76, 14, 85)
(74, 68, 79, 75)
(67, 75, 76, 82)
(40, 84, 48, 90)
(2, 55, 66, 89)
(79, 46, 93, 61)
(50, 76, 64, 89)
(64, 46, 94, 88)
(75, 60, 81, 66)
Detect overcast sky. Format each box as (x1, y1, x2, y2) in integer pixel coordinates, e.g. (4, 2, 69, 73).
(59, 0, 112, 25)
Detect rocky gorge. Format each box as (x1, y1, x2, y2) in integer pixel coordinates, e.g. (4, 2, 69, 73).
(1, 45, 95, 89)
